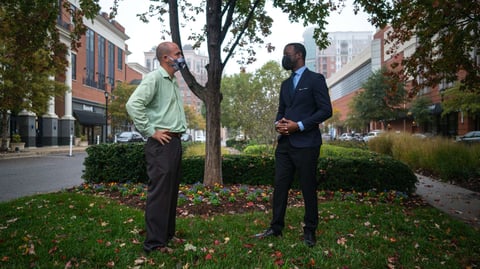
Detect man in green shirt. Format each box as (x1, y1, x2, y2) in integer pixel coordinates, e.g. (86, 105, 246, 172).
(126, 41, 187, 254)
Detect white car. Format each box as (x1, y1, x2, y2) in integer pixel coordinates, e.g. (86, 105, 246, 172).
(363, 130, 383, 142)
(195, 135, 206, 142)
(338, 133, 353, 141)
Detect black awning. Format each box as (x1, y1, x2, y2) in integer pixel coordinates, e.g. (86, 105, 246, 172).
(73, 110, 105, 126)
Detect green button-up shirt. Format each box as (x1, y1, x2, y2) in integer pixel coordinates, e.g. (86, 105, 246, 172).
(126, 67, 187, 137)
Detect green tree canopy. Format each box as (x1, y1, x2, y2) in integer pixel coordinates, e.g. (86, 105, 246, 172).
(350, 67, 407, 127)
(355, 0, 480, 94)
(109, 82, 136, 133)
(184, 105, 206, 131)
(221, 61, 286, 144)
(409, 96, 432, 127)
(442, 83, 480, 117)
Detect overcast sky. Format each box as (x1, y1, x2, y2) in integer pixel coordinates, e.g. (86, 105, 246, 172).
(98, 0, 376, 74)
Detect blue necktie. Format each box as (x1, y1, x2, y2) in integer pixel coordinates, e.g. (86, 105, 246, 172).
(291, 72, 297, 97)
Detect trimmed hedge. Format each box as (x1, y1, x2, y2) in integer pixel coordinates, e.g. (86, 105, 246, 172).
(83, 143, 417, 194)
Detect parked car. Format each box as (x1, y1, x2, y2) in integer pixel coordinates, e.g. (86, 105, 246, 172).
(363, 130, 384, 142)
(338, 133, 353, 141)
(195, 134, 206, 142)
(352, 133, 364, 141)
(116, 131, 146, 143)
(456, 131, 480, 144)
(181, 133, 192, 142)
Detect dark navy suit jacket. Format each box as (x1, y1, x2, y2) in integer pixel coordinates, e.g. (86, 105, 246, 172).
(276, 68, 332, 148)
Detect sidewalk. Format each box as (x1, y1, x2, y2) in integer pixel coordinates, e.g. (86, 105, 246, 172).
(1, 146, 479, 228)
(0, 145, 88, 160)
(415, 174, 480, 228)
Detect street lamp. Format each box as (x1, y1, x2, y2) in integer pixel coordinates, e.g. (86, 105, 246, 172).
(104, 91, 109, 143)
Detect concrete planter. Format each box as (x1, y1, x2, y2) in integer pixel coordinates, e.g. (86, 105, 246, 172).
(79, 141, 88, 147)
(10, 142, 25, 152)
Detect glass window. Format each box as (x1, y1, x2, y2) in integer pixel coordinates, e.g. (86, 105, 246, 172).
(85, 28, 95, 87)
(97, 35, 106, 90)
(117, 48, 123, 70)
(71, 53, 77, 80)
(108, 42, 115, 86)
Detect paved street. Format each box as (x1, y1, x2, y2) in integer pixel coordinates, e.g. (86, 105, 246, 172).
(0, 152, 86, 202)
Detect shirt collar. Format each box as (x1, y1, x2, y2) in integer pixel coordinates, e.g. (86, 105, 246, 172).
(295, 66, 307, 76)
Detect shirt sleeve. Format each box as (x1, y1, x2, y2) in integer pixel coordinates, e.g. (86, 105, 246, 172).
(126, 75, 157, 137)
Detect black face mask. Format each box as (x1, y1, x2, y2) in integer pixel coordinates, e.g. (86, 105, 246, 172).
(282, 55, 294, 70)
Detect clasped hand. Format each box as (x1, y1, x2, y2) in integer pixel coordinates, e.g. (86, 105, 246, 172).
(276, 118, 299, 135)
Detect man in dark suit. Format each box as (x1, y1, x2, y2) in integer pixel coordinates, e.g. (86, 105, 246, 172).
(256, 43, 332, 247)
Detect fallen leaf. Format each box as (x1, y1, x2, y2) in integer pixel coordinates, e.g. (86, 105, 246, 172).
(48, 246, 58, 255)
(134, 258, 145, 265)
(337, 237, 347, 246)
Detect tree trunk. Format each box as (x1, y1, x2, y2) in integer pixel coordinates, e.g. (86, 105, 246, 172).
(1, 111, 9, 151)
(169, 0, 224, 186)
(203, 88, 223, 186)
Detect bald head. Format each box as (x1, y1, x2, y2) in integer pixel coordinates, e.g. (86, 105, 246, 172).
(156, 42, 178, 61)
(155, 42, 183, 76)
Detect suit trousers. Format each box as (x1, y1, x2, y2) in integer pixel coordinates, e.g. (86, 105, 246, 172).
(270, 138, 320, 233)
(143, 137, 182, 251)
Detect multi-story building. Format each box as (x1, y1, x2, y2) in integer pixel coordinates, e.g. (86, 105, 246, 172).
(304, 30, 372, 79)
(326, 26, 479, 137)
(9, 0, 144, 148)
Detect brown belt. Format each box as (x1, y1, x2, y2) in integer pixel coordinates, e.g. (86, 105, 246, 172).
(165, 132, 182, 138)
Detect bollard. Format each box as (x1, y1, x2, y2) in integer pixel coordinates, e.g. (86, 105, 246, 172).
(68, 134, 73, 157)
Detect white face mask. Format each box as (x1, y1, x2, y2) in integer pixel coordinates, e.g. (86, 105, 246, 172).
(168, 56, 187, 71)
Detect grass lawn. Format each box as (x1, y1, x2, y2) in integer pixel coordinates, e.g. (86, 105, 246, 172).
(1, 190, 479, 268)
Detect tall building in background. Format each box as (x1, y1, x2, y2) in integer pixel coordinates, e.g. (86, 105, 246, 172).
(144, 44, 206, 114)
(304, 29, 372, 78)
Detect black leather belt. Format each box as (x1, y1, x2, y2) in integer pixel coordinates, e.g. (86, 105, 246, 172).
(165, 132, 181, 138)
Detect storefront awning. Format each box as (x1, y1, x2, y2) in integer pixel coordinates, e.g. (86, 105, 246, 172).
(73, 110, 105, 126)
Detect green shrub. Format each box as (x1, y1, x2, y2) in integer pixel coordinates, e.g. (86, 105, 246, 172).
(83, 143, 416, 193)
(327, 139, 368, 150)
(317, 155, 417, 194)
(83, 143, 147, 183)
(225, 139, 249, 151)
(243, 144, 275, 155)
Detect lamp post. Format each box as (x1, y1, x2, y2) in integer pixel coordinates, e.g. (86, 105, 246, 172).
(104, 91, 109, 143)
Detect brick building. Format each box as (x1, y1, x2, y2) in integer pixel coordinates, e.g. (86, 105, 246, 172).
(9, 0, 144, 148)
(327, 26, 479, 138)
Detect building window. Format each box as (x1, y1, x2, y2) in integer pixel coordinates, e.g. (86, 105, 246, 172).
(85, 28, 95, 87)
(117, 48, 123, 70)
(108, 42, 115, 86)
(146, 59, 151, 71)
(71, 53, 77, 80)
(97, 35, 106, 90)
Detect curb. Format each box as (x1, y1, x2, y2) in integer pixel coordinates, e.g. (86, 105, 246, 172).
(0, 146, 87, 160)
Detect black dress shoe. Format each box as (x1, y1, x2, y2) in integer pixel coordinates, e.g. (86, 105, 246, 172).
(304, 232, 316, 247)
(255, 228, 282, 238)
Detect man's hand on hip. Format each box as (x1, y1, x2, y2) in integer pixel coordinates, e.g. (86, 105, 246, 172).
(152, 130, 173, 145)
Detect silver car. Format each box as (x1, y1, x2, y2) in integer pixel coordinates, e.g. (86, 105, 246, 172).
(116, 131, 146, 143)
(456, 131, 480, 144)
